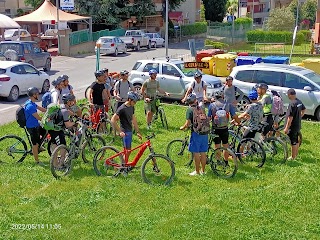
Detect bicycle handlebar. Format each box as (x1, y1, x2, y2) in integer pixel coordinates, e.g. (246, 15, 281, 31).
(146, 132, 155, 140)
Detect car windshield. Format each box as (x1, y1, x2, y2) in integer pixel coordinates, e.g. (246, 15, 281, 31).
(97, 38, 112, 43)
(0, 43, 22, 54)
(304, 72, 320, 86)
(4, 30, 16, 35)
(146, 33, 153, 38)
(175, 63, 203, 77)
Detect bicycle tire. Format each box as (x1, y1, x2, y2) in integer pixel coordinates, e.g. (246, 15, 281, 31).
(166, 139, 190, 166)
(228, 130, 241, 153)
(237, 138, 266, 168)
(50, 145, 72, 179)
(96, 119, 115, 145)
(93, 146, 124, 177)
(82, 134, 106, 164)
(141, 154, 175, 185)
(0, 135, 28, 163)
(85, 86, 90, 100)
(264, 137, 288, 164)
(209, 147, 238, 178)
(81, 106, 90, 119)
(159, 107, 168, 130)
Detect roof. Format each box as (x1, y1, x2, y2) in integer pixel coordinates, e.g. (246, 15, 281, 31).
(0, 61, 23, 68)
(13, 0, 90, 23)
(233, 63, 312, 74)
(0, 14, 21, 28)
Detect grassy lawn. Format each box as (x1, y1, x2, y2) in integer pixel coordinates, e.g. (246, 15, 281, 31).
(0, 101, 319, 239)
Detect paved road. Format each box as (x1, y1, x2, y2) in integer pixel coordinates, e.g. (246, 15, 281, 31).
(0, 39, 205, 125)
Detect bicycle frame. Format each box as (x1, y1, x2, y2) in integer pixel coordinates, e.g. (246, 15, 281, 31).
(23, 127, 50, 154)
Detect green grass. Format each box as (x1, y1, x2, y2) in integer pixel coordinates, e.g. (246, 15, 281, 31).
(1, 101, 320, 239)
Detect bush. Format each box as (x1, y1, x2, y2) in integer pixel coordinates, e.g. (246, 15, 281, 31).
(234, 17, 252, 28)
(204, 40, 229, 49)
(299, 30, 312, 42)
(247, 30, 305, 45)
(181, 22, 207, 36)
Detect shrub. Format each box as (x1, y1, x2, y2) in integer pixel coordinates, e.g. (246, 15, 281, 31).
(247, 30, 305, 45)
(234, 17, 252, 28)
(204, 40, 229, 49)
(299, 30, 312, 42)
(181, 22, 207, 36)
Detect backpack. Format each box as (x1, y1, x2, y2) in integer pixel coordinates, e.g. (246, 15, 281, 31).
(271, 95, 284, 115)
(192, 106, 210, 135)
(42, 91, 52, 108)
(192, 81, 204, 90)
(213, 103, 229, 128)
(117, 80, 133, 95)
(16, 105, 26, 128)
(41, 103, 62, 131)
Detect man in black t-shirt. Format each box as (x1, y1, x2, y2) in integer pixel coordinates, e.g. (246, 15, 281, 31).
(88, 70, 109, 108)
(284, 88, 306, 160)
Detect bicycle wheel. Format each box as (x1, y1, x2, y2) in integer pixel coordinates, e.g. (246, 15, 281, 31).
(82, 134, 106, 164)
(50, 145, 72, 179)
(0, 135, 28, 163)
(96, 119, 115, 145)
(237, 138, 266, 168)
(141, 154, 175, 185)
(85, 86, 90, 100)
(81, 106, 90, 120)
(93, 146, 124, 177)
(263, 137, 288, 164)
(159, 107, 168, 130)
(166, 139, 190, 166)
(209, 147, 238, 178)
(228, 130, 241, 152)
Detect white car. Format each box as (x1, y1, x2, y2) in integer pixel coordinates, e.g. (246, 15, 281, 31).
(0, 61, 50, 101)
(95, 36, 127, 56)
(146, 33, 165, 48)
(4, 29, 31, 41)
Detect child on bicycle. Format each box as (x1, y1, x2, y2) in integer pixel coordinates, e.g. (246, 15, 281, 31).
(111, 92, 142, 156)
(180, 93, 208, 176)
(113, 70, 135, 110)
(24, 87, 47, 166)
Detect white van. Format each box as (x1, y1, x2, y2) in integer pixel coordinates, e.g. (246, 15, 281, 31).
(4, 29, 31, 41)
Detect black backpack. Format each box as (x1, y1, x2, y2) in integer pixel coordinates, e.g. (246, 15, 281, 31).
(16, 105, 26, 128)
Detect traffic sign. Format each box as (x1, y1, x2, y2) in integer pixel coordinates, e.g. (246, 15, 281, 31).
(184, 62, 209, 69)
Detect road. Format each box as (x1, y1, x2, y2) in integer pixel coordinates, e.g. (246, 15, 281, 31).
(0, 39, 205, 125)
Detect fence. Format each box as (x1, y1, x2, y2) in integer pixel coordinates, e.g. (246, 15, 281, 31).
(206, 24, 253, 44)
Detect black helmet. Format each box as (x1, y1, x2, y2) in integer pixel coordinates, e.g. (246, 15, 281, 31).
(120, 70, 129, 75)
(256, 83, 268, 90)
(194, 70, 202, 78)
(101, 68, 108, 73)
(213, 90, 224, 99)
(186, 93, 196, 104)
(27, 87, 39, 97)
(94, 70, 104, 78)
(62, 93, 75, 104)
(60, 74, 69, 81)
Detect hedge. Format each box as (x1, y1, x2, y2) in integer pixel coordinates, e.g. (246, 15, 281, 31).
(246, 30, 305, 45)
(204, 40, 229, 49)
(181, 22, 207, 36)
(299, 30, 312, 42)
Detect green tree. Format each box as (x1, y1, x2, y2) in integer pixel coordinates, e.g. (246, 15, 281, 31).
(266, 7, 295, 31)
(200, 2, 206, 22)
(301, 0, 317, 27)
(288, 0, 302, 24)
(24, 0, 55, 9)
(226, 0, 238, 15)
(203, 0, 227, 22)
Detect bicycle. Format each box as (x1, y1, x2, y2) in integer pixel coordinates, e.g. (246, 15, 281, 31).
(0, 127, 52, 163)
(93, 133, 175, 185)
(50, 118, 106, 179)
(149, 97, 168, 130)
(166, 130, 238, 178)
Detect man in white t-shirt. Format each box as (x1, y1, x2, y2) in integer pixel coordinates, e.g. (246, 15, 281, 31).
(182, 71, 208, 108)
(51, 76, 64, 104)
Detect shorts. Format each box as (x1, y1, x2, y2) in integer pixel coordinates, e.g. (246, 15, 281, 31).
(287, 129, 300, 145)
(27, 126, 46, 146)
(188, 132, 208, 153)
(49, 130, 66, 146)
(213, 128, 229, 145)
(262, 114, 273, 136)
(122, 131, 133, 149)
(144, 99, 157, 113)
(243, 128, 258, 139)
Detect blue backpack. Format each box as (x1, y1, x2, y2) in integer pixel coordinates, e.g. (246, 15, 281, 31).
(42, 91, 52, 108)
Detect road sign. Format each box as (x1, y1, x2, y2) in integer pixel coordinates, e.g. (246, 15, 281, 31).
(184, 62, 209, 69)
(60, 0, 74, 10)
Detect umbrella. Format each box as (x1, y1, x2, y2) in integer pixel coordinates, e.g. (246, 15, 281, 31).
(0, 14, 20, 28)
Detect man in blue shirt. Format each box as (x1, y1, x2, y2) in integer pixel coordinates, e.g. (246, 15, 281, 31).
(24, 87, 46, 165)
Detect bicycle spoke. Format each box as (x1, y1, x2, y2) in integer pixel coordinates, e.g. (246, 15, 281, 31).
(0, 135, 28, 163)
(50, 145, 72, 179)
(210, 147, 238, 178)
(237, 139, 266, 168)
(166, 139, 190, 167)
(82, 134, 106, 164)
(264, 137, 288, 164)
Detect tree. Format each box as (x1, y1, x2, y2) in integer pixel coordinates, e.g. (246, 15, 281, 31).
(226, 0, 238, 15)
(288, 0, 302, 25)
(24, 0, 55, 9)
(203, 0, 227, 22)
(266, 7, 295, 31)
(301, 0, 317, 27)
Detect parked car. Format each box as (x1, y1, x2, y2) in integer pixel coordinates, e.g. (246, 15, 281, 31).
(146, 33, 165, 48)
(4, 29, 31, 41)
(119, 30, 151, 51)
(0, 41, 51, 72)
(229, 63, 320, 120)
(0, 61, 50, 101)
(129, 59, 223, 100)
(95, 36, 127, 56)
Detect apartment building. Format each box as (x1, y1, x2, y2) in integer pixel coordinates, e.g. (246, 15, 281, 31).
(0, 0, 31, 17)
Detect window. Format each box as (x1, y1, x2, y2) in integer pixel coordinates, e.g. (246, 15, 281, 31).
(23, 43, 32, 54)
(11, 66, 26, 75)
(23, 65, 37, 74)
(0, 68, 6, 74)
(284, 73, 314, 90)
(142, 63, 159, 73)
(162, 63, 180, 77)
(132, 62, 142, 70)
(255, 70, 282, 86)
(235, 70, 255, 83)
(33, 43, 41, 53)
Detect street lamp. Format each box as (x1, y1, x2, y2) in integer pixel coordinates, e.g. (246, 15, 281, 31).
(165, 0, 169, 57)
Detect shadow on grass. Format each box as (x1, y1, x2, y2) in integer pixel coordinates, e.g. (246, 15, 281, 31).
(68, 162, 97, 180)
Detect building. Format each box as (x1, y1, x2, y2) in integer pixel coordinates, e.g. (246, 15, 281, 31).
(0, 0, 31, 17)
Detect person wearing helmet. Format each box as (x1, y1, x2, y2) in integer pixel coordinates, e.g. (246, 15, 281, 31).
(208, 90, 239, 165)
(180, 93, 208, 176)
(113, 70, 135, 110)
(141, 69, 170, 129)
(256, 83, 273, 137)
(101, 68, 113, 110)
(24, 87, 47, 165)
(50, 76, 64, 104)
(111, 91, 142, 151)
(237, 90, 263, 139)
(60, 74, 74, 96)
(182, 70, 208, 108)
(88, 70, 109, 108)
(223, 76, 244, 113)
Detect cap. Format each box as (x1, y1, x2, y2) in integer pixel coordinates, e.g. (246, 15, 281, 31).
(287, 88, 296, 95)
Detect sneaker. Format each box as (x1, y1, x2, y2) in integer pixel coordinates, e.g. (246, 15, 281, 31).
(200, 170, 206, 175)
(287, 156, 295, 161)
(189, 170, 199, 176)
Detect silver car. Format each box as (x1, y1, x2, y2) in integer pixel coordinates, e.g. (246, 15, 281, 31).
(229, 63, 320, 120)
(129, 59, 223, 99)
(95, 36, 127, 56)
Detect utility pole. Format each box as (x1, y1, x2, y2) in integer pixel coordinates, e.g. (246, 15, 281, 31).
(165, 0, 169, 57)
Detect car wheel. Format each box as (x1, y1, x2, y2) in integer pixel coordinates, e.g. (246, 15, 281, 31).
(152, 41, 157, 48)
(7, 86, 19, 102)
(135, 42, 140, 51)
(147, 41, 151, 49)
(43, 58, 51, 72)
(114, 48, 118, 56)
(133, 84, 143, 100)
(41, 79, 50, 93)
(237, 96, 250, 112)
(315, 107, 320, 121)
(123, 46, 127, 54)
(162, 41, 165, 47)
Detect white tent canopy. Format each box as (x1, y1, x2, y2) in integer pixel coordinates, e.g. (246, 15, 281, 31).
(0, 14, 21, 28)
